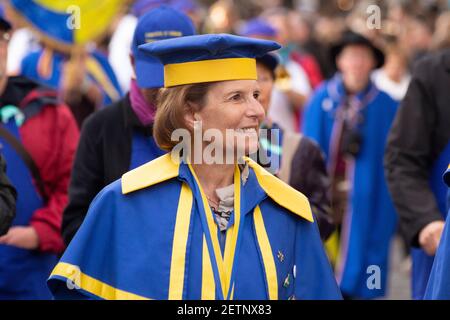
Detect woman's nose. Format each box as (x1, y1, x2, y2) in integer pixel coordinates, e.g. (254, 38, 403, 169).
(247, 97, 266, 121)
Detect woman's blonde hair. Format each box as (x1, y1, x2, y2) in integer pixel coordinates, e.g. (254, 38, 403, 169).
(153, 83, 213, 151)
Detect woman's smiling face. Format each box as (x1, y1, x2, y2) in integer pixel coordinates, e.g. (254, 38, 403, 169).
(191, 79, 265, 159)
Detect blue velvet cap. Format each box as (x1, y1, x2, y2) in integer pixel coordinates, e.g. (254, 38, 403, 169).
(138, 33, 280, 87)
(131, 5, 195, 88)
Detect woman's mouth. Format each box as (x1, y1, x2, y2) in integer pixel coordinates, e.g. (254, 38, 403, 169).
(235, 127, 258, 134)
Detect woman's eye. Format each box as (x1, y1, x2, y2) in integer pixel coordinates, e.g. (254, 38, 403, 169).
(253, 92, 260, 100)
(230, 94, 241, 101)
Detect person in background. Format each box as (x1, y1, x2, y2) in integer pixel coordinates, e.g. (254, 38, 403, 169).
(108, 0, 201, 93)
(424, 164, 450, 300)
(19, 43, 123, 127)
(372, 44, 411, 101)
(0, 154, 16, 236)
(303, 31, 399, 299)
(62, 6, 196, 246)
(405, 15, 433, 65)
(288, 10, 334, 80)
(384, 48, 450, 300)
(259, 8, 312, 132)
(431, 11, 450, 52)
(312, 15, 346, 79)
(287, 9, 323, 89)
(255, 52, 334, 241)
(239, 18, 303, 133)
(0, 7, 16, 237)
(0, 9, 79, 299)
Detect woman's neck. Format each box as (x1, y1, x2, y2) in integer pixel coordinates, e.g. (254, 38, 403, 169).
(191, 163, 235, 202)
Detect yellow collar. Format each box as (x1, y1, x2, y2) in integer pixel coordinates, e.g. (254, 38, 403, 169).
(121, 154, 313, 222)
(121, 154, 179, 194)
(243, 157, 313, 222)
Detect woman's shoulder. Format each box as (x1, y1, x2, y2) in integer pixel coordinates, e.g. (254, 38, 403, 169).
(81, 154, 180, 214)
(81, 156, 183, 231)
(244, 156, 314, 223)
(121, 154, 179, 195)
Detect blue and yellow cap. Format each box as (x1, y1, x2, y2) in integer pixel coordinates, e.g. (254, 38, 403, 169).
(138, 33, 281, 87)
(131, 5, 195, 88)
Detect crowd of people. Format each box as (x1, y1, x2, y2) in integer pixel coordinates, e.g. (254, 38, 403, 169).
(0, 0, 449, 300)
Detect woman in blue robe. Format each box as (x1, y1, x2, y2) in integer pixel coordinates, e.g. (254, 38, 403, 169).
(302, 31, 398, 299)
(47, 34, 341, 300)
(424, 165, 450, 299)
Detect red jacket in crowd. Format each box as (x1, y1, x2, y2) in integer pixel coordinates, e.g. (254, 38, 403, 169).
(3, 77, 79, 253)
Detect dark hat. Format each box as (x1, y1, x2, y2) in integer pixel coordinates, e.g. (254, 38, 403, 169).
(331, 30, 385, 69)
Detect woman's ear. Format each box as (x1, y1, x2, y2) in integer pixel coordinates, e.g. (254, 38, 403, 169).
(184, 102, 201, 131)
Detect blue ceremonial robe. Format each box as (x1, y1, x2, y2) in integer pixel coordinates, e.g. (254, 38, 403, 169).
(0, 119, 57, 299)
(412, 142, 450, 299)
(424, 165, 450, 299)
(47, 154, 342, 300)
(20, 49, 123, 107)
(303, 74, 398, 299)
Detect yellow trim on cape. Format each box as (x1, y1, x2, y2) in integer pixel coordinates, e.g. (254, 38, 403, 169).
(122, 154, 313, 222)
(222, 166, 242, 299)
(164, 58, 257, 87)
(187, 163, 242, 299)
(243, 156, 313, 222)
(254, 206, 279, 300)
(168, 183, 193, 300)
(201, 236, 216, 300)
(121, 154, 179, 194)
(50, 262, 149, 300)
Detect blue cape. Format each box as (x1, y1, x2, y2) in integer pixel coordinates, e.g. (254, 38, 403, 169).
(48, 154, 342, 300)
(0, 118, 56, 299)
(424, 165, 450, 299)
